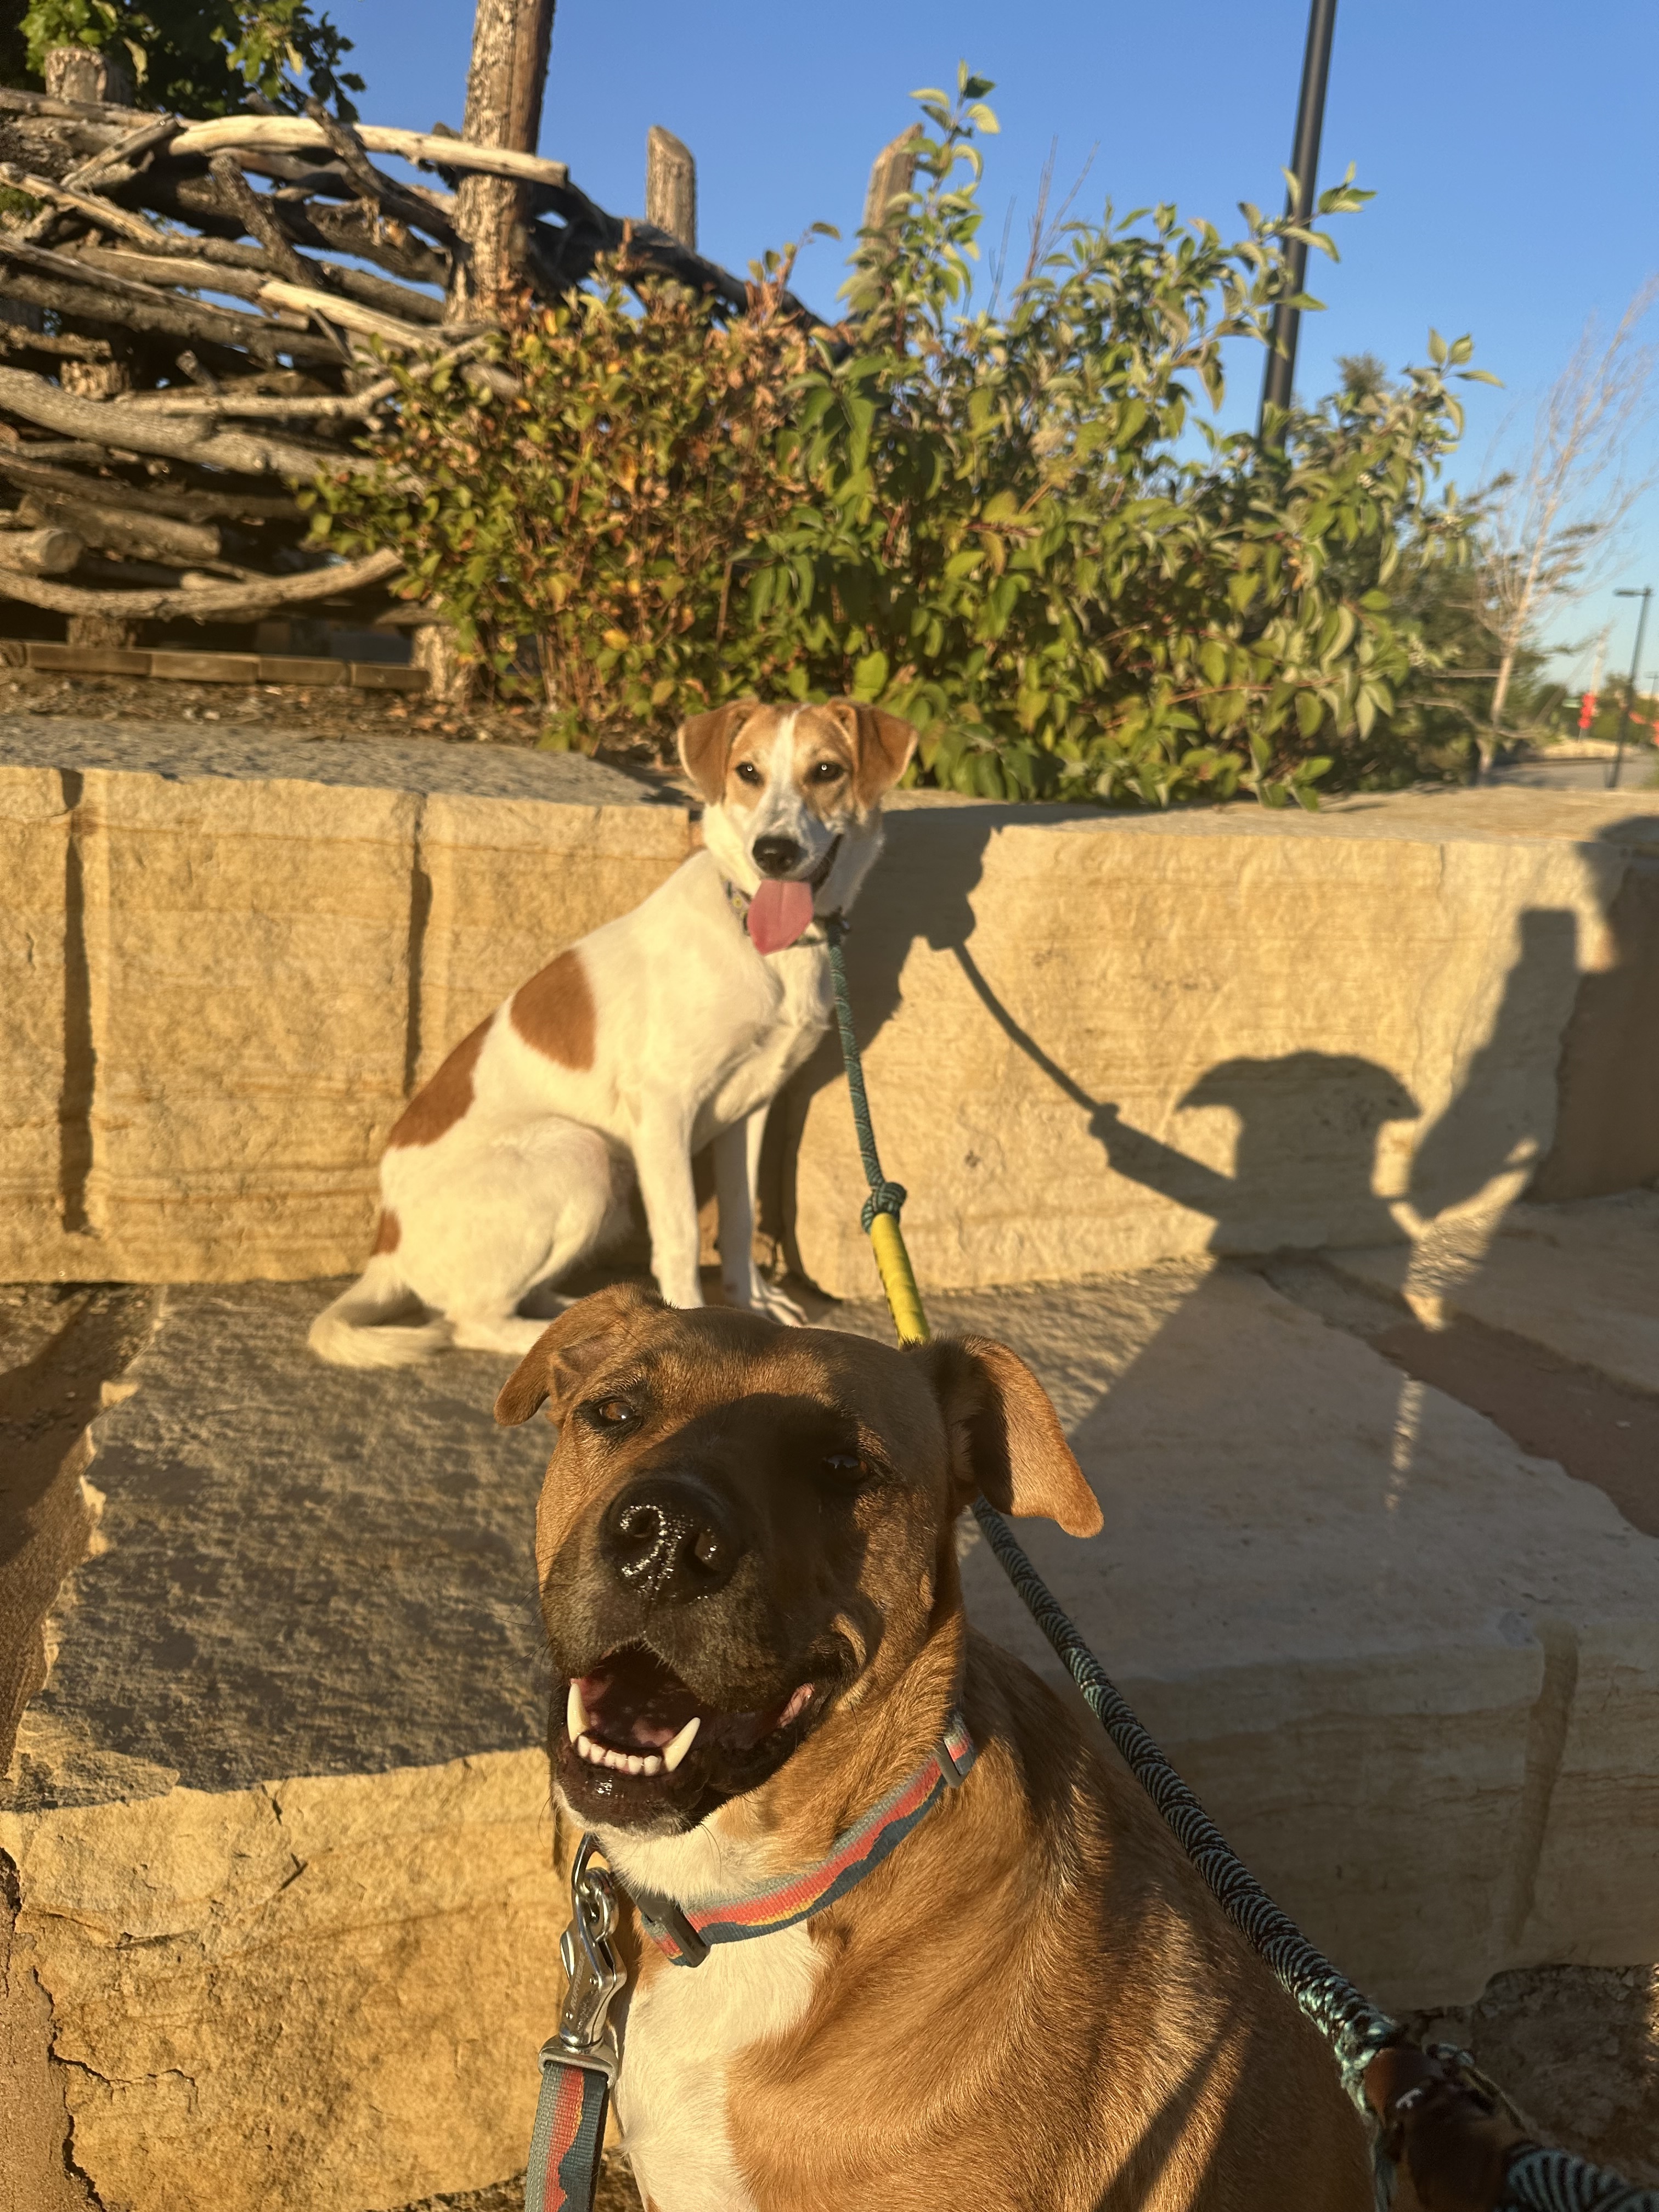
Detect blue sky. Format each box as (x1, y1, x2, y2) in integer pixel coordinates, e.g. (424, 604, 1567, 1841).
(342, 0, 1659, 689)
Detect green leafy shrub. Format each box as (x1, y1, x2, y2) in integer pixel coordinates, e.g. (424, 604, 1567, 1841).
(310, 278, 812, 743)
(17, 0, 362, 117)
(311, 67, 1493, 806)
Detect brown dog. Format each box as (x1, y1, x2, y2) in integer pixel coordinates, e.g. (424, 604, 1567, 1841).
(497, 1286, 1373, 2212)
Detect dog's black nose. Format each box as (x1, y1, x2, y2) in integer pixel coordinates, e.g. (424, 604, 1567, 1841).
(601, 1476, 745, 1602)
(752, 835, 804, 878)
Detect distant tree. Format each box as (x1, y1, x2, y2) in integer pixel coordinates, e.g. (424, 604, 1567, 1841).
(1471, 283, 1658, 776)
(11, 0, 363, 118)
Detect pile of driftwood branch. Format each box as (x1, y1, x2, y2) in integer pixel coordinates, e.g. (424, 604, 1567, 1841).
(0, 81, 820, 652)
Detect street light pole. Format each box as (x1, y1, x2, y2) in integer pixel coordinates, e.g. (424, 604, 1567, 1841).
(1258, 0, 1340, 445)
(1609, 585, 1652, 791)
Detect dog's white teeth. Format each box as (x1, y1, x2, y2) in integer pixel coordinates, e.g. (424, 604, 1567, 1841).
(625, 1754, 645, 1776)
(662, 1716, 701, 1773)
(576, 1733, 603, 1765)
(780, 1683, 812, 1728)
(567, 1683, 590, 1742)
(641, 1754, 663, 1776)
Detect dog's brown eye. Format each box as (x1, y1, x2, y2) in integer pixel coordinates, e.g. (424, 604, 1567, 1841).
(734, 760, 763, 786)
(809, 760, 844, 783)
(823, 1452, 870, 1485)
(589, 1397, 639, 1430)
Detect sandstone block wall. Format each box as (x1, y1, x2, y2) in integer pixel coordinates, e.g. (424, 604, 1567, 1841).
(781, 788, 1659, 1298)
(0, 726, 690, 1283)
(2, 727, 1656, 1294)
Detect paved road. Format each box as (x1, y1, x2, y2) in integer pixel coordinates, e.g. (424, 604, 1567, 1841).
(1491, 754, 1659, 792)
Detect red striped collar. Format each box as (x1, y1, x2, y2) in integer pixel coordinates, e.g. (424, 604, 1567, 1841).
(625, 1709, 977, 1967)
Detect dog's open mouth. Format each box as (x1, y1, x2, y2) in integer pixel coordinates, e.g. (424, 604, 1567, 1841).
(556, 1644, 821, 1822)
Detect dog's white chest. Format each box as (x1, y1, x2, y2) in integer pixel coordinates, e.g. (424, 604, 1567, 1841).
(616, 1927, 822, 2212)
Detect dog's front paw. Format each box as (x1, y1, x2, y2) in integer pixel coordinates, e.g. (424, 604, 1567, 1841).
(752, 1278, 809, 1327)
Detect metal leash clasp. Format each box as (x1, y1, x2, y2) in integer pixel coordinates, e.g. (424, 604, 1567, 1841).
(543, 1833, 624, 2083)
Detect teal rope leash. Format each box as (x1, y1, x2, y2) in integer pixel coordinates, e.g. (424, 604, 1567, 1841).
(824, 920, 907, 1231)
(973, 1498, 1400, 2108)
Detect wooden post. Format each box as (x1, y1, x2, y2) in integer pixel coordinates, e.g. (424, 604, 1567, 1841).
(432, 0, 557, 703)
(44, 44, 136, 106)
(862, 125, 922, 234)
(446, 0, 557, 323)
(645, 126, 696, 250)
(40, 65, 143, 641)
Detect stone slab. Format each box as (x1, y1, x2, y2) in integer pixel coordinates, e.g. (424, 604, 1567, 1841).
(0, 716, 665, 809)
(823, 1262, 1659, 2010)
(26, 642, 151, 678)
(0, 766, 71, 1273)
(1, 1282, 565, 2212)
(1331, 1191, 1659, 1398)
(782, 787, 1659, 1296)
(259, 654, 347, 686)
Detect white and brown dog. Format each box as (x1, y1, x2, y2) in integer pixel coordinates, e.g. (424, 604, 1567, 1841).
(498, 1288, 1373, 2212)
(309, 700, 915, 1366)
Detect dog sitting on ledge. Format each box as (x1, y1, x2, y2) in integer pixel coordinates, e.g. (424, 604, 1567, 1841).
(496, 1286, 1373, 2212)
(309, 699, 915, 1365)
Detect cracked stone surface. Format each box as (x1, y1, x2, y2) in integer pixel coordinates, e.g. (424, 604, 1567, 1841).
(4, 1283, 550, 1809)
(1, 1283, 566, 2212)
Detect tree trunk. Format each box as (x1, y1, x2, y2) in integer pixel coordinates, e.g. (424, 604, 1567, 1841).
(447, 0, 557, 322)
(1481, 639, 1519, 783)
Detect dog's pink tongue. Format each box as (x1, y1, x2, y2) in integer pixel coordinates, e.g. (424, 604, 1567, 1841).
(747, 878, 815, 954)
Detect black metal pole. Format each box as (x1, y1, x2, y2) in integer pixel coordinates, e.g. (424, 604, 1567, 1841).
(1609, 584, 1651, 791)
(1258, 0, 1339, 443)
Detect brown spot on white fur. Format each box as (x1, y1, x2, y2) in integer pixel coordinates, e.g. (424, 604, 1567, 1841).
(823, 701, 918, 808)
(372, 1207, 400, 1255)
(678, 699, 760, 803)
(385, 1018, 489, 1149)
(511, 947, 596, 1069)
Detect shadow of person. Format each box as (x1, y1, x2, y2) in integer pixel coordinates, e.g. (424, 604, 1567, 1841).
(1092, 1054, 1420, 1256)
(1407, 909, 1584, 1224)
(1527, 819, 1659, 1203)
(1329, 826, 1659, 1544)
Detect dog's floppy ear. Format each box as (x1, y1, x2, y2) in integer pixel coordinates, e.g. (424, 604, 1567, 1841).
(494, 1282, 665, 1427)
(677, 700, 759, 803)
(918, 1335, 1102, 1537)
(823, 701, 918, 808)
